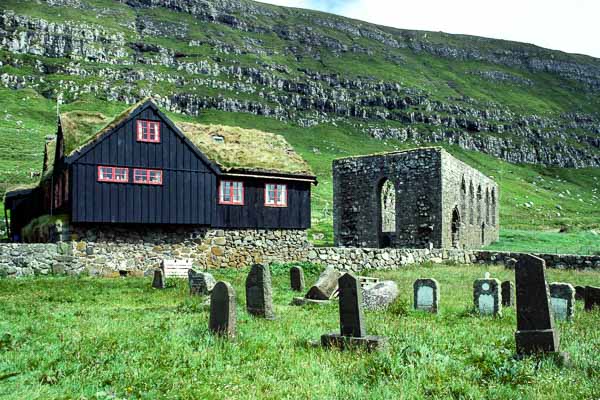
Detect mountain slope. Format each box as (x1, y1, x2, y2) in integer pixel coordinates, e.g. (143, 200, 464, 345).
(0, 0, 599, 247)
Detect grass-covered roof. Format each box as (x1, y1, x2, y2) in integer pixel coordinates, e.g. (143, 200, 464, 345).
(177, 122, 313, 176)
(59, 100, 313, 177)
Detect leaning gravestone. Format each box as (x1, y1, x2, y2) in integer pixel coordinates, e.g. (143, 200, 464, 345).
(245, 264, 275, 319)
(321, 273, 386, 351)
(290, 266, 305, 292)
(501, 281, 515, 307)
(306, 266, 341, 300)
(188, 269, 216, 296)
(549, 283, 575, 321)
(584, 286, 600, 311)
(515, 254, 561, 356)
(413, 278, 439, 313)
(474, 276, 502, 316)
(209, 281, 236, 338)
(152, 269, 165, 289)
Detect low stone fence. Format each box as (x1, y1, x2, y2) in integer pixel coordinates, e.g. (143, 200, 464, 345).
(474, 251, 600, 270)
(0, 243, 82, 276)
(1, 240, 599, 278)
(307, 247, 476, 271)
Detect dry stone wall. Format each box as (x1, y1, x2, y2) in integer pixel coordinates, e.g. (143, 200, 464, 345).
(1, 236, 599, 278)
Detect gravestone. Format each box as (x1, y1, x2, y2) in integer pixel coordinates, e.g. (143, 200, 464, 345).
(305, 266, 341, 300)
(290, 266, 305, 292)
(188, 269, 216, 296)
(549, 283, 575, 321)
(474, 277, 502, 316)
(245, 264, 275, 319)
(515, 254, 560, 355)
(501, 281, 515, 307)
(361, 281, 399, 311)
(152, 269, 165, 289)
(209, 281, 236, 338)
(321, 273, 386, 351)
(413, 279, 439, 313)
(584, 286, 600, 311)
(574, 286, 585, 301)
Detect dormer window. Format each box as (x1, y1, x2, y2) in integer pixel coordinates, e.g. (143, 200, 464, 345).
(137, 120, 160, 143)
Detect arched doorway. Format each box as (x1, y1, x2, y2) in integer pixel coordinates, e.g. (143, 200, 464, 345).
(451, 207, 461, 248)
(378, 178, 396, 248)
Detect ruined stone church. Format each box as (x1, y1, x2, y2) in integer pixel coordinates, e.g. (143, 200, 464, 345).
(333, 147, 499, 249)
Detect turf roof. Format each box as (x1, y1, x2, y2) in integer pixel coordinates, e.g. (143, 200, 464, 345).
(59, 100, 314, 177)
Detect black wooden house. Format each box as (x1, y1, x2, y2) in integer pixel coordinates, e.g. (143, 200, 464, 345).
(5, 99, 316, 241)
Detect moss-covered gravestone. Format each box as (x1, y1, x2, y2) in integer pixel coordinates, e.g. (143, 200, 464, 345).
(474, 276, 502, 316)
(515, 254, 561, 356)
(209, 281, 236, 338)
(290, 266, 305, 292)
(245, 264, 275, 319)
(549, 283, 575, 321)
(414, 278, 439, 313)
(321, 273, 386, 351)
(152, 269, 165, 289)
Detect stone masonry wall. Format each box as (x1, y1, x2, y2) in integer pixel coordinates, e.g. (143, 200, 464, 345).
(441, 150, 500, 248)
(333, 147, 500, 250)
(2, 242, 598, 278)
(333, 148, 443, 249)
(0, 227, 310, 277)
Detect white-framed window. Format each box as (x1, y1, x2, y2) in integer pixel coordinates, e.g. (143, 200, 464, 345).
(136, 120, 160, 143)
(133, 168, 163, 185)
(265, 183, 287, 207)
(97, 166, 129, 183)
(219, 181, 244, 205)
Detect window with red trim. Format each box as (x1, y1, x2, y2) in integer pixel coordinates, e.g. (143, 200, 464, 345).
(98, 166, 129, 183)
(133, 168, 163, 185)
(219, 181, 244, 205)
(136, 120, 160, 143)
(265, 183, 287, 207)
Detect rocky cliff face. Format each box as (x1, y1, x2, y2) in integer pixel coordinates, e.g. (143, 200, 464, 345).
(1, 0, 599, 167)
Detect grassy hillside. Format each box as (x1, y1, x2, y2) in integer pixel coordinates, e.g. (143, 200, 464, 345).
(1, 264, 599, 398)
(0, 0, 599, 252)
(1, 90, 598, 253)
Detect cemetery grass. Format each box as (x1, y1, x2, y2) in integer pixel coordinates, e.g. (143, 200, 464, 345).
(1, 264, 600, 399)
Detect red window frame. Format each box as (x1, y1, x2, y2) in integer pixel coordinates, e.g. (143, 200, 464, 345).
(264, 183, 287, 207)
(219, 180, 244, 205)
(97, 166, 129, 183)
(136, 120, 161, 143)
(133, 168, 163, 185)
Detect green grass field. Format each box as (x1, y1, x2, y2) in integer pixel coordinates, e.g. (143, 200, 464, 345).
(1, 263, 599, 399)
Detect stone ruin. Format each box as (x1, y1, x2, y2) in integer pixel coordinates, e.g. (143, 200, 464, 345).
(333, 147, 499, 249)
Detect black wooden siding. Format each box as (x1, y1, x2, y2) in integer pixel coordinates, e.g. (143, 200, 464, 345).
(67, 105, 312, 229)
(215, 178, 311, 229)
(71, 108, 216, 225)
